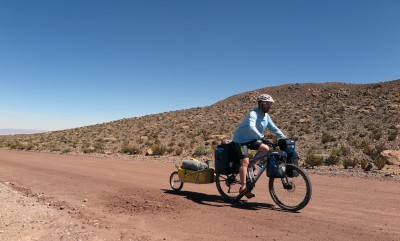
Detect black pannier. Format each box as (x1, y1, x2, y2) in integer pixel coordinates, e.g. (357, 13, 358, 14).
(214, 142, 239, 175)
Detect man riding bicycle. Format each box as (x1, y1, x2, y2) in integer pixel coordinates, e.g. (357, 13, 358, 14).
(231, 94, 287, 198)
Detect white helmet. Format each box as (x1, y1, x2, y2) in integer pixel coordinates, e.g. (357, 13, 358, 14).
(257, 94, 275, 103)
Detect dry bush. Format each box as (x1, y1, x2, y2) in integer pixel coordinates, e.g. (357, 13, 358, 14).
(324, 154, 340, 166)
(373, 157, 386, 170)
(193, 146, 211, 157)
(121, 142, 141, 155)
(305, 153, 324, 167)
(322, 132, 337, 144)
(343, 158, 356, 169)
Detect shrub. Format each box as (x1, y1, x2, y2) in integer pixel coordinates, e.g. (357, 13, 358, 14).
(331, 147, 341, 157)
(338, 145, 350, 157)
(305, 154, 324, 167)
(121, 143, 141, 155)
(371, 130, 382, 140)
(343, 158, 356, 169)
(93, 142, 104, 152)
(152, 144, 167, 155)
(322, 132, 336, 144)
(82, 148, 95, 154)
(7, 141, 21, 150)
(329, 145, 350, 158)
(362, 143, 386, 160)
(61, 148, 72, 154)
(388, 131, 397, 141)
(193, 146, 210, 157)
(359, 159, 369, 169)
(373, 157, 386, 170)
(50, 145, 61, 152)
(325, 154, 340, 166)
(175, 148, 183, 156)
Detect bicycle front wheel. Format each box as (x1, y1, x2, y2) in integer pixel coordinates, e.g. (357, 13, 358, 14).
(215, 172, 241, 200)
(269, 164, 312, 212)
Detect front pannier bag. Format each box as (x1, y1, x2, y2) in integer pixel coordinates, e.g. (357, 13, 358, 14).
(266, 150, 287, 178)
(278, 138, 299, 177)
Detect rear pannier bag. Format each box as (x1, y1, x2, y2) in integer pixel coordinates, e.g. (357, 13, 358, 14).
(214, 142, 239, 175)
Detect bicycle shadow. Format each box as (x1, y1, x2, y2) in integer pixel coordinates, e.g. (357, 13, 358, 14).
(231, 200, 298, 213)
(162, 189, 229, 207)
(162, 189, 298, 213)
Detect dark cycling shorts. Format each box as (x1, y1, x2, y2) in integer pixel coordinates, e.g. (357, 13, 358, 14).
(231, 139, 263, 159)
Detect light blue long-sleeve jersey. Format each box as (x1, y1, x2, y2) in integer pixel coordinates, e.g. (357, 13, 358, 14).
(232, 108, 286, 143)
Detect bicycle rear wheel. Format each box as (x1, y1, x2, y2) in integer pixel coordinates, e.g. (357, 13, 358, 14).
(269, 164, 312, 212)
(216, 172, 241, 200)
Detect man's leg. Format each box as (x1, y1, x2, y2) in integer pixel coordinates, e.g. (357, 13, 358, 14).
(254, 143, 269, 159)
(239, 157, 249, 188)
(239, 157, 255, 198)
(254, 144, 270, 175)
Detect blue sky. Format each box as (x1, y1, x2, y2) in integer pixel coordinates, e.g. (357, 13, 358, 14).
(1, 0, 399, 131)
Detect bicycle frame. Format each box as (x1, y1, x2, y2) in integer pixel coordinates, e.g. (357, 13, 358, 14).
(247, 153, 269, 185)
(246, 145, 290, 189)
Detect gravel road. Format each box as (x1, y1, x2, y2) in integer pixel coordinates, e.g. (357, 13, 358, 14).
(0, 150, 399, 241)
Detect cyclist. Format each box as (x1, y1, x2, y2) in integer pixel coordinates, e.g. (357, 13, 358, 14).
(231, 94, 287, 198)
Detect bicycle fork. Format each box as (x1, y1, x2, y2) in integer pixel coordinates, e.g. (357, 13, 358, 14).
(281, 176, 294, 190)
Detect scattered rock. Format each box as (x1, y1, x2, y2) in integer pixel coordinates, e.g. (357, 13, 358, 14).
(146, 149, 153, 156)
(381, 150, 400, 166)
(364, 162, 373, 172)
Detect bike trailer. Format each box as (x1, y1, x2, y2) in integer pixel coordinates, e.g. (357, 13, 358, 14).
(178, 167, 215, 184)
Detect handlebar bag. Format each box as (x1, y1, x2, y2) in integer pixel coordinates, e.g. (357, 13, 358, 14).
(278, 138, 295, 154)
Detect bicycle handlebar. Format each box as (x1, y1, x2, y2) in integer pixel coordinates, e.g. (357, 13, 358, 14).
(261, 138, 279, 148)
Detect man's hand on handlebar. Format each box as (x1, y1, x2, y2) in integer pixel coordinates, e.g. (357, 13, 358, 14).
(261, 138, 273, 146)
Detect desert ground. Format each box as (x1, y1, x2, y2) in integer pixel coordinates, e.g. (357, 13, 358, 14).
(0, 149, 399, 241)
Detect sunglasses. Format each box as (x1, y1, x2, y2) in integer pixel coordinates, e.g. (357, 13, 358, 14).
(260, 102, 273, 106)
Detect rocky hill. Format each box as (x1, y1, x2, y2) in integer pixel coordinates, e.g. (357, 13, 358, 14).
(1, 80, 399, 170)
